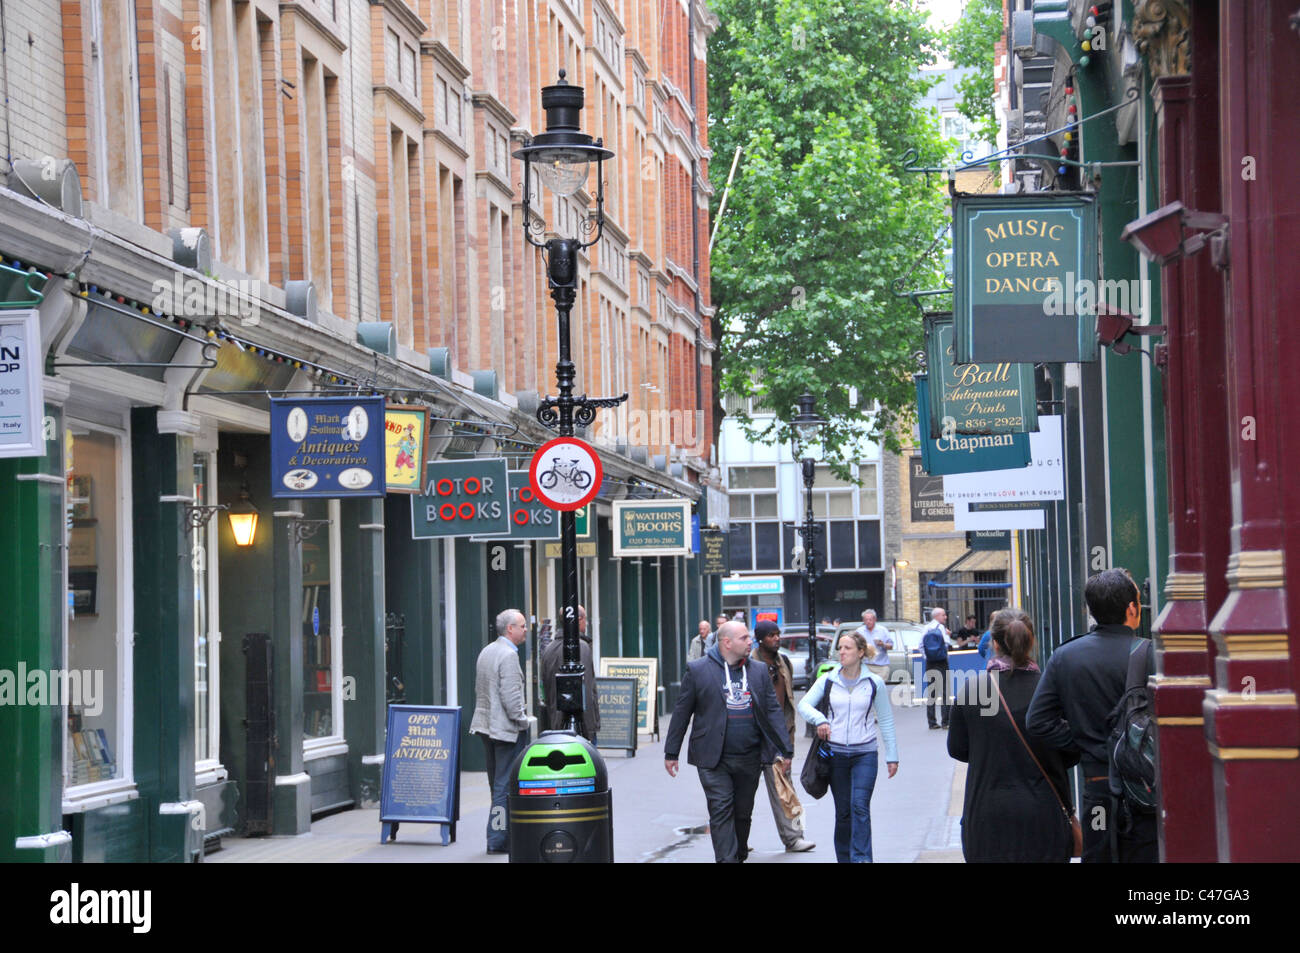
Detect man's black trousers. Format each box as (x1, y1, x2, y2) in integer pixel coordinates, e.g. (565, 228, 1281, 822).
(697, 751, 762, 863)
(924, 661, 950, 728)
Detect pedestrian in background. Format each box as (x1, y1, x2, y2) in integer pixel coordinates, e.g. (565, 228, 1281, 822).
(922, 608, 952, 729)
(540, 605, 600, 743)
(856, 609, 893, 680)
(469, 608, 530, 854)
(752, 620, 815, 853)
(688, 619, 711, 661)
(798, 631, 899, 862)
(1027, 568, 1157, 862)
(664, 621, 792, 863)
(948, 609, 1076, 862)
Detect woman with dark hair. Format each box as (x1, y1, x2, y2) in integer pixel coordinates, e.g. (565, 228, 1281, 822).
(947, 608, 1078, 862)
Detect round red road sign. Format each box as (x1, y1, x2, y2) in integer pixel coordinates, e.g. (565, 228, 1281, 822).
(529, 436, 602, 511)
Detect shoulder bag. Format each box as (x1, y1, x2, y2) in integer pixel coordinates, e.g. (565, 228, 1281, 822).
(993, 674, 1083, 858)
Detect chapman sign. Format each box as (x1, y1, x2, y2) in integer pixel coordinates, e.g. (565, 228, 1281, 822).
(953, 193, 1098, 364)
(410, 459, 510, 538)
(612, 499, 691, 557)
(0, 309, 43, 459)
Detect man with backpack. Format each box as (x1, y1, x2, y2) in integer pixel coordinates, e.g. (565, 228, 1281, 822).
(1026, 568, 1158, 863)
(921, 608, 952, 730)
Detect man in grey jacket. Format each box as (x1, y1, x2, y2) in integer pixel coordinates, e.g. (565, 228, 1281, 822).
(470, 608, 530, 853)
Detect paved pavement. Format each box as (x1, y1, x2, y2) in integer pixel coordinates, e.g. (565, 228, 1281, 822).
(208, 688, 966, 863)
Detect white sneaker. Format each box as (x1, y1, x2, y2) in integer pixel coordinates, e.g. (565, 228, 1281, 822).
(786, 838, 816, 852)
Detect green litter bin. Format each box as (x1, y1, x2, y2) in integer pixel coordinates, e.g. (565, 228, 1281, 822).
(507, 730, 613, 863)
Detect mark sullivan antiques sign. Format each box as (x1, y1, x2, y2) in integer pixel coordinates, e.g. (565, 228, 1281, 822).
(925, 313, 1037, 437)
(379, 705, 461, 845)
(270, 395, 385, 497)
(410, 459, 510, 538)
(953, 193, 1098, 364)
(612, 499, 691, 556)
(384, 405, 430, 494)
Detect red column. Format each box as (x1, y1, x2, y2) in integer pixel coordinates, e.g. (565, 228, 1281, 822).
(1204, 0, 1300, 861)
(1150, 64, 1224, 863)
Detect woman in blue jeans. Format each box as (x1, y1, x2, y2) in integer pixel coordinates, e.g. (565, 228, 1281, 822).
(797, 631, 899, 862)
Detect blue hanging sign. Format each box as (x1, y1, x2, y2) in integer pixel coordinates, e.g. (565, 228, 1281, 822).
(915, 374, 1032, 477)
(270, 395, 386, 498)
(379, 705, 462, 846)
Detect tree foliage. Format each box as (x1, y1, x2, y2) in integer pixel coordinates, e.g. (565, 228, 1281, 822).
(708, 0, 949, 468)
(946, 0, 1004, 148)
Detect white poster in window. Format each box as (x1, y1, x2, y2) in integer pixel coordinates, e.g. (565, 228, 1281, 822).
(941, 415, 1065, 504)
(0, 309, 44, 458)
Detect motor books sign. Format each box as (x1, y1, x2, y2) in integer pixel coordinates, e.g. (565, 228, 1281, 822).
(925, 313, 1037, 437)
(471, 471, 561, 541)
(270, 395, 385, 497)
(953, 193, 1098, 364)
(0, 309, 43, 458)
(410, 459, 510, 538)
(379, 705, 461, 846)
(613, 499, 691, 556)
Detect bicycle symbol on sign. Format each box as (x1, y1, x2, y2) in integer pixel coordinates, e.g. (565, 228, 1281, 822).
(538, 457, 592, 491)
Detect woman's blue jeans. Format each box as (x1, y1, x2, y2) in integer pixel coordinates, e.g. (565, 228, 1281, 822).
(828, 748, 879, 862)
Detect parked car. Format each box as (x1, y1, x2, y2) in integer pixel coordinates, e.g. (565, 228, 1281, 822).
(777, 624, 837, 689)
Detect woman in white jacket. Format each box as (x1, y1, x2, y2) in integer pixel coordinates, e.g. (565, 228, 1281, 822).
(797, 631, 899, 862)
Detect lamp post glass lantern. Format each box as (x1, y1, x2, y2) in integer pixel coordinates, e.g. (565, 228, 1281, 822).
(791, 393, 826, 666)
(514, 72, 625, 735)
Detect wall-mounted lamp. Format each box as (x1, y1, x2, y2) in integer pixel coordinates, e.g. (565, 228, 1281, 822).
(228, 453, 259, 548)
(1120, 200, 1228, 267)
(1096, 303, 1168, 367)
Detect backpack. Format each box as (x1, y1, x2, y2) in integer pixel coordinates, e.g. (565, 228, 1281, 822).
(922, 625, 948, 662)
(1106, 637, 1157, 814)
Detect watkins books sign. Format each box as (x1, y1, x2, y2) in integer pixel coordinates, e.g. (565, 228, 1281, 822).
(612, 499, 691, 556)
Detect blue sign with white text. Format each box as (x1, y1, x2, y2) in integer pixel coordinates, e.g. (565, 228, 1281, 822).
(270, 396, 385, 498)
(379, 705, 462, 846)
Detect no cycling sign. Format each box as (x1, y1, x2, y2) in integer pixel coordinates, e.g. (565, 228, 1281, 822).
(529, 436, 602, 511)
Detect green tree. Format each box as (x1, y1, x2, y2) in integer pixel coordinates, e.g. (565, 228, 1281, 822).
(709, 0, 949, 467)
(946, 0, 1004, 149)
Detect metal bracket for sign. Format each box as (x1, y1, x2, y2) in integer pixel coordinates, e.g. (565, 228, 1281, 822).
(0, 263, 48, 308)
(537, 391, 628, 429)
(184, 503, 229, 534)
(900, 86, 1143, 184)
(288, 518, 331, 544)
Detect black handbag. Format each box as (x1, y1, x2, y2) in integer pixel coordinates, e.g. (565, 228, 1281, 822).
(799, 675, 877, 800)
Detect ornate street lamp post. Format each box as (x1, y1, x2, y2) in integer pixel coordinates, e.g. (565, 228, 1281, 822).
(513, 71, 626, 734)
(791, 393, 826, 667)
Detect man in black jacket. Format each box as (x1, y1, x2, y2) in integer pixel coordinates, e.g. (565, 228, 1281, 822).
(664, 621, 793, 862)
(540, 605, 599, 742)
(1026, 568, 1157, 863)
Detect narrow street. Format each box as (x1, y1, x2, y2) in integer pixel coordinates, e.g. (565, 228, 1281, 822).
(207, 692, 964, 864)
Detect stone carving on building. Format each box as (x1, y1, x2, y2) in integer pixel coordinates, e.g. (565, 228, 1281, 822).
(1133, 0, 1191, 77)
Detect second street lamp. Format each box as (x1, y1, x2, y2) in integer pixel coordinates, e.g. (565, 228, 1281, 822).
(791, 393, 826, 669)
(513, 71, 626, 736)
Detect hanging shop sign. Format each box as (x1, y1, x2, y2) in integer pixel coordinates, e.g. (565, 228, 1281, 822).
(471, 471, 562, 541)
(942, 416, 1065, 504)
(594, 677, 639, 754)
(953, 193, 1098, 364)
(529, 436, 602, 511)
(925, 312, 1038, 437)
(0, 309, 43, 459)
(543, 540, 598, 559)
(270, 395, 385, 497)
(379, 705, 461, 846)
(383, 405, 430, 494)
(952, 500, 1046, 531)
(915, 374, 1031, 477)
(967, 530, 1012, 551)
(410, 458, 510, 538)
(909, 456, 953, 523)
(598, 658, 659, 734)
(700, 528, 728, 575)
(612, 499, 692, 556)
(720, 575, 785, 596)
